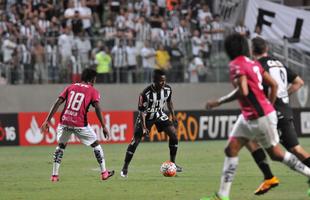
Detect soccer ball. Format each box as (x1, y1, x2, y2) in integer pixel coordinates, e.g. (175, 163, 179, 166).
(160, 161, 177, 177)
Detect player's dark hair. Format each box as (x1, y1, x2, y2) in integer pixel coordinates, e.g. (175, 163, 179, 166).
(252, 37, 268, 55)
(153, 69, 166, 81)
(81, 68, 97, 82)
(224, 33, 250, 60)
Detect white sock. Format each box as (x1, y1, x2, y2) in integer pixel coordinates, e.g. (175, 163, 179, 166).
(218, 157, 239, 198)
(283, 151, 310, 177)
(52, 146, 65, 176)
(93, 145, 106, 172)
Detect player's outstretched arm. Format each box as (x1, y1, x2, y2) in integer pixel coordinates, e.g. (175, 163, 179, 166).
(40, 97, 65, 133)
(262, 71, 278, 104)
(93, 102, 110, 139)
(288, 76, 304, 95)
(205, 87, 240, 110)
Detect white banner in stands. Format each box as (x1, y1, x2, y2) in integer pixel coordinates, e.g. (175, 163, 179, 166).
(213, 0, 247, 26)
(245, 0, 310, 52)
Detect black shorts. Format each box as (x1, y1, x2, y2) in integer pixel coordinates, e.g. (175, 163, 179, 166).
(134, 117, 172, 138)
(278, 118, 299, 149)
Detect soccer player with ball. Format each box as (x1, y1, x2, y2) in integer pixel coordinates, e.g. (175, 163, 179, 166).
(120, 69, 182, 178)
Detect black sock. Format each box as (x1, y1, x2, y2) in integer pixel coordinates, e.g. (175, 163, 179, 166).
(123, 142, 139, 170)
(169, 136, 178, 163)
(302, 157, 310, 168)
(252, 148, 274, 180)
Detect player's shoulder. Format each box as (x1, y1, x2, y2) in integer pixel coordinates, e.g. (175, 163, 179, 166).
(141, 84, 153, 96)
(163, 84, 172, 91)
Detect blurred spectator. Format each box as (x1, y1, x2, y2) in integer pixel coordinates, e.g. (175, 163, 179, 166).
(188, 53, 206, 83)
(149, 5, 164, 43)
(100, 19, 117, 49)
(159, 22, 173, 47)
(31, 40, 47, 84)
(58, 26, 74, 83)
(46, 16, 60, 38)
(78, 0, 93, 37)
(168, 39, 184, 82)
(38, 12, 50, 34)
(191, 29, 203, 57)
(17, 36, 33, 84)
(111, 39, 128, 83)
(45, 37, 59, 83)
(141, 40, 156, 83)
(126, 40, 138, 83)
(75, 32, 92, 69)
(211, 14, 225, 57)
(135, 16, 151, 55)
(71, 10, 83, 36)
(64, 0, 76, 27)
(174, 19, 191, 57)
(155, 43, 171, 72)
(2, 35, 17, 64)
(156, 0, 166, 16)
(95, 45, 112, 83)
(234, 20, 250, 38)
(198, 4, 212, 29)
(86, 0, 102, 27)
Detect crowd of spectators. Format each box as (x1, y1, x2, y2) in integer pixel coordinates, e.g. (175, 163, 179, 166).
(0, 0, 229, 84)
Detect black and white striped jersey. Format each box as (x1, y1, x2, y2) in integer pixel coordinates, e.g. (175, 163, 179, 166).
(259, 56, 298, 119)
(138, 84, 172, 121)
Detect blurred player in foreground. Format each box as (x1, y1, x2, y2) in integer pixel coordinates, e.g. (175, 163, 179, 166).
(247, 37, 310, 195)
(40, 68, 114, 182)
(120, 69, 182, 178)
(201, 34, 310, 200)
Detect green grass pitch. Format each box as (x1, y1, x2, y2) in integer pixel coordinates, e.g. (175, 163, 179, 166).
(1, 139, 310, 200)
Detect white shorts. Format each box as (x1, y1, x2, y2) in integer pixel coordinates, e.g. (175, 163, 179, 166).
(57, 124, 97, 146)
(230, 111, 279, 148)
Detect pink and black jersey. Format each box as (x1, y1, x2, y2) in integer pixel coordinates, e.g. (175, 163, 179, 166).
(229, 56, 274, 120)
(59, 83, 100, 127)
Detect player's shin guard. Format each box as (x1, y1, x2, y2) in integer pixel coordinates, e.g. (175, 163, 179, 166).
(93, 145, 106, 172)
(169, 137, 178, 163)
(283, 151, 310, 177)
(218, 157, 239, 198)
(52, 146, 65, 176)
(252, 148, 274, 179)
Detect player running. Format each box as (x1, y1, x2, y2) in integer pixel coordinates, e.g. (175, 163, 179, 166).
(120, 69, 182, 178)
(40, 68, 114, 182)
(201, 33, 310, 200)
(247, 37, 310, 195)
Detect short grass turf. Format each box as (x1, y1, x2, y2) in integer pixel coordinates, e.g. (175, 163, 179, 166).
(1, 139, 310, 200)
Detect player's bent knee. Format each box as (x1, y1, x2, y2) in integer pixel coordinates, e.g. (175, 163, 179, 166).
(224, 146, 239, 157)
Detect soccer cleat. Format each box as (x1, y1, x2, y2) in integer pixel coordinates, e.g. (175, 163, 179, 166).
(50, 175, 59, 182)
(200, 193, 230, 200)
(120, 169, 128, 178)
(175, 164, 183, 172)
(101, 170, 115, 180)
(254, 176, 280, 195)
